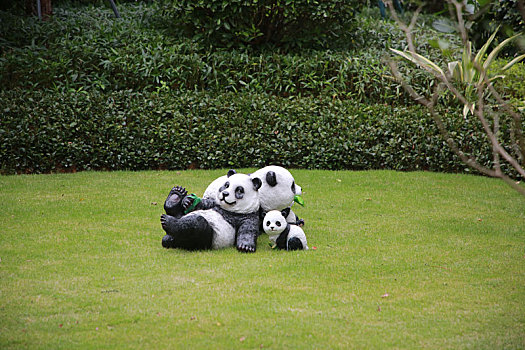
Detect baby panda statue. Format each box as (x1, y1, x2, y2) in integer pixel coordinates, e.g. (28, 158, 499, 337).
(161, 172, 262, 252)
(251, 165, 304, 226)
(263, 208, 308, 251)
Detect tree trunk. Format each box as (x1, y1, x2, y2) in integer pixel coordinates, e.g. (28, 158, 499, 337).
(41, 0, 52, 20)
(26, 0, 52, 20)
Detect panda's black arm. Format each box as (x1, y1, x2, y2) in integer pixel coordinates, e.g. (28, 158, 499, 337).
(183, 196, 217, 212)
(194, 198, 216, 210)
(236, 215, 259, 253)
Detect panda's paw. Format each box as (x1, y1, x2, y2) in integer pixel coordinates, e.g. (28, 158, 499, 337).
(160, 214, 176, 233)
(181, 196, 194, 210)
(169, 185, 187, 198)
(296, 219, 305, 227)
(164, 186, 187, 216)
(237, 243, 256, 253)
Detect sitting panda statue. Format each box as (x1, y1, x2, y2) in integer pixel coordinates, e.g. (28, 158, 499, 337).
(251, 165, 304, 226)
(263, 209, 308, 251)
(161, 172, 262, 252)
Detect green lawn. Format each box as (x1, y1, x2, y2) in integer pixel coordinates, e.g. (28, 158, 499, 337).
(1, 169, 524, 349)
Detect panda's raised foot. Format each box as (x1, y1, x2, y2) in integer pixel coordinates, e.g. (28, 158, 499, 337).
(164, 186, 187, 217)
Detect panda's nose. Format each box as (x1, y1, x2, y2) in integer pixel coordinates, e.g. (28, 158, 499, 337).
(270, 226, 275, 230)
(222, 191, 229, 198)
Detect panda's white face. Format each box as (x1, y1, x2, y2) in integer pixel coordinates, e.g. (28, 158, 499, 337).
(263, 210, 287, 235)
(217, 173, 261, 213)
(252, 166, 301, 212)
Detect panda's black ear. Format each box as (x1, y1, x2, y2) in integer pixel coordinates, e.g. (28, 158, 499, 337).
(227, 169, 236, 178)
(252, 177, 262, 191)
(266, 171, 277, 186)
(281, 207, 290, 219)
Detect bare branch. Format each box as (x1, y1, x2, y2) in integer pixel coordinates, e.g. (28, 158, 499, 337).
(473, 61, 525, 177)
(387, 60, 431, 108)
(450, 0, 469, 46)
(389, 61, 498, 177)
(387, 0, 525, 196)
(500, 176, 525, 196)
(385, 0, 422, 53)
(485, 83, 525, 163)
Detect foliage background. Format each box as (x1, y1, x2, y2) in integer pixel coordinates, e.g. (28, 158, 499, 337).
(0, 1, 524, 176)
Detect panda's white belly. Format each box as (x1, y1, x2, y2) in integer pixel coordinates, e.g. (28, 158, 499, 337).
(189, 210, 236, 249)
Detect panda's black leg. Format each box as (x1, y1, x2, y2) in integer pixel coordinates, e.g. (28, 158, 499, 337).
(161, 214, 213, 250)
(287, 237, 304, 251)
(164, 186, 187, 218)
(161, 214, 177, 235)
(162, 234, 177, 249)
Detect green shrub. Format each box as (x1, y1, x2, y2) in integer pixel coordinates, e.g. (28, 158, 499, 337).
(491, 60, 525, 111)
(1, 40, 411, 102)
(2, 89, 522, 178)
(0, 12, 433, 104)
(470, 0, 525, 57)
(1, 3, 450, 104)
(161, 0, 358, 50)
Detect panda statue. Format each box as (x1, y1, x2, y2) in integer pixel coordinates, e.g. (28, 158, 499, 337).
(161, 172, 262, 252)
(251, 165, 304, 226)
(263, 209, 308, 251)
(202, 166, 304, 226)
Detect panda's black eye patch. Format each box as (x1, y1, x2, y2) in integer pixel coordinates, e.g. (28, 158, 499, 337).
(266, 221, 271, 226)
(219, 181, 230, 193)
(276, 221, 281, 227)
(235, 186, 244, 199)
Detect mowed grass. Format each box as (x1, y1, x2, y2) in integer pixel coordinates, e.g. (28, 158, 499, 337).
(0, 169, 524, 349)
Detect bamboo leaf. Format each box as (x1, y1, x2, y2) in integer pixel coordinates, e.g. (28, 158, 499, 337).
(501, 53, 525, 71)
(488, 75, 505, 83)
(463, 103, 475, 119)
(432, 18, 456, 33)
(390, 48, 445, 76)
(474, 26, 500, 64)
(483, 33, 523, 71)
(463, 104, 470, 118)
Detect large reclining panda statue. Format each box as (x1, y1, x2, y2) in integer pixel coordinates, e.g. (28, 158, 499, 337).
(161, 172, 262, 252)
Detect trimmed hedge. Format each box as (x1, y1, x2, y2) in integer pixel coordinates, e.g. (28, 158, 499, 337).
(162, 0, 357, 49)
(0, 3, 439, 104)
(1, 89, 521, 178)
(0, 42, 415, 103)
